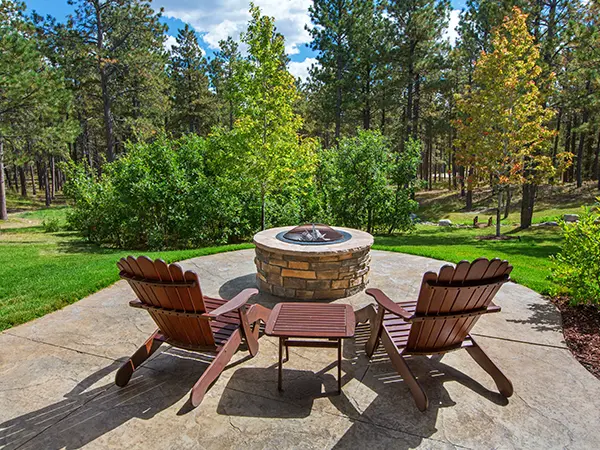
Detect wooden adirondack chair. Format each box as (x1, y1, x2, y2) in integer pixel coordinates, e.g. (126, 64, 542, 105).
(115, 256, 271, 407)
(365, 258, 514, 411)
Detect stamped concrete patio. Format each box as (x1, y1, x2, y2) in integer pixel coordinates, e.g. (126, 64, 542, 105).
(1, 249, 600, 449)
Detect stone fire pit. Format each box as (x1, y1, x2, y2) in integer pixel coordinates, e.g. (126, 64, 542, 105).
(253, 226, 373, 300)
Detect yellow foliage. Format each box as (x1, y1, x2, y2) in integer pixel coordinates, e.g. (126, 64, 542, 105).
(454, 7, 568, 189)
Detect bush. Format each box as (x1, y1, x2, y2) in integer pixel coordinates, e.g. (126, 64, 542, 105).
(64, 134, 320, 249)
(320, 130, 419, 234)
(42, 218, 61, 233)
(551, 202, 600, 305)
(64, 135, 252, 249)
(64, 131, 420, 250)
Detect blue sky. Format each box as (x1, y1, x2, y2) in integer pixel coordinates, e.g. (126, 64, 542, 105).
(26, 0, 468, 80)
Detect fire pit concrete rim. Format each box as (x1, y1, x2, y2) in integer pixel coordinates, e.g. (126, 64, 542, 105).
(253, 226, 374, 257)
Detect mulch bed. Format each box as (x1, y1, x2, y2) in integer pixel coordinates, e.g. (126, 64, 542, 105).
(551, 297, 600, 379)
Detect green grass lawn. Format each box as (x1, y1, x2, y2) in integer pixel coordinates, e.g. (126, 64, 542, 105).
(1, 204, 564, 332)
(374, 225, 562, 296)
(0, 222, 253, 331)
(416, 181, 597, 225)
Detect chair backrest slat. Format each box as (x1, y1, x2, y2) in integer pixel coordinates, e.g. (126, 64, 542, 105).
(118, 256, 215, 348)
(406, 258, 511, 353)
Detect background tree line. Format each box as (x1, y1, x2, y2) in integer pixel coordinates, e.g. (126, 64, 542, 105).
(305, 0, 600, 229)
(1, 0, 599, 241)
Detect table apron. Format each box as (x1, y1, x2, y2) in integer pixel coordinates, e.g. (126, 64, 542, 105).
(283, 339, 340, 348)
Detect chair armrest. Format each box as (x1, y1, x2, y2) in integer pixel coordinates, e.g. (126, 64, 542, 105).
(365, 288, 413, 321)
(486, 302, 501, 314)
(206, 288, 259, 318)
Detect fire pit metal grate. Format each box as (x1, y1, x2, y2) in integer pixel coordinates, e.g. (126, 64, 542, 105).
(276, 223, 351, 245)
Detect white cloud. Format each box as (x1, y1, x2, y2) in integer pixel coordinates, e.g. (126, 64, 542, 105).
(288, 57, 317, 82)
(163, 35, 177, 53)
(160, 0, 312, 55)
(163, 34, 205, 56)
(444, 9, 462, 46)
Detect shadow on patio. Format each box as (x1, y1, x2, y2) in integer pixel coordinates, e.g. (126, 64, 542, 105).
(217, 324, 510, 449)
(0, 348, 248, 450)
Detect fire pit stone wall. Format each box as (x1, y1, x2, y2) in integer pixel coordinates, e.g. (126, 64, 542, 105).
(253, 226, 373, 300)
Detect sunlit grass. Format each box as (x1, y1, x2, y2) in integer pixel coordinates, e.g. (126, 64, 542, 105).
(374, 225, 562, 295)
(0, 225, 253, 331)
(0, 207, 565, 331)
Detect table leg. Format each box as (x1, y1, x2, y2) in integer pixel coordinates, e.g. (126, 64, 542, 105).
(284, 342, 289, 363)
(337, 339, 342, 394)
(278, 337, 283, 392)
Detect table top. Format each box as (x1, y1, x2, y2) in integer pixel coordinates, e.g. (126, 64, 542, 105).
(265, 302, 355, 338)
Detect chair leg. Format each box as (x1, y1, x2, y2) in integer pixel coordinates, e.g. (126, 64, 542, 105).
(190, 330, 242, 407)
(242, 304, 270, 357)
(115, 329, 163, 387)
(355, 304, 376, 324)
(466, 337, 514, 398)
(365, 305, 384, 358)
(382, 332, 429, 411)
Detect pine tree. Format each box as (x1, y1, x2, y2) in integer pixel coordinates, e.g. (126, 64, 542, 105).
(0, 1, 75, 218)
(209, 37, 241, 130)
(308, 0, 356, 143)
(168, 24, 215, 136)
(54, 0, 168, 162)
(387, 0, 450, 146)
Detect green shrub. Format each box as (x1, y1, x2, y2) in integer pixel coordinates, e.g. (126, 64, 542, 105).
(64, 134, 320, 249)
(42, 218, 61, 233)
(64, 135, 248, 249)
(64, 131, 420, 249)
(320, 130, 419, 234)
(551, 202, 600, 305)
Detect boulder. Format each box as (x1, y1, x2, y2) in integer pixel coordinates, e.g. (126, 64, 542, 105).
(563, 214, 579, 223)
(541, 221, 559, 227)
(438, 219, 452, 227)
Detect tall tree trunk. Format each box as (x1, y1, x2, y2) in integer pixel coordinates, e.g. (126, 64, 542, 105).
(18, 166, 27, 197)
(95, 3, 115, 163)
(576, 131, 586, 188)
(550, 107, 562, 182)
(412, 74, 420, 140)
(4, 167, 11, 191)
(504, 186, 511, 219)
(569, 117, 578, 183)
(576, 80, 591, 188)
(101, 76, 116, 163)
(496, 189, 502, 237)
(30, 163, 36, 196)
(43, 162, 51, 207)
(465, 168, 473, 210)
(520, 182, 535, 229)
(585, 130, 595, 179)
(521, 145, 536, 228)
(363, 61, 371, 130)
(50, 156, 56, 198)
(406, 62, 414, 142)
(36, 159, 43, 191)
(13, 166, 18, 193)
(0, 140, 7, 220)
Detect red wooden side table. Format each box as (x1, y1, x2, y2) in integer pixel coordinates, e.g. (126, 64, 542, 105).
(265, 302, 356, 394)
